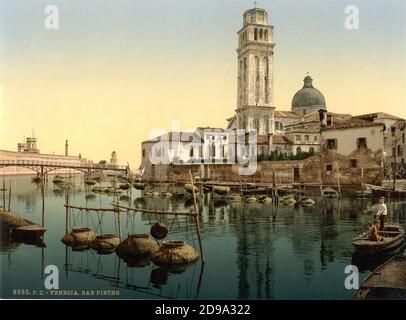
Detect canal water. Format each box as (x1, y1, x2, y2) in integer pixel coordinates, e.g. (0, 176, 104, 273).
(1, 175, 405, 299)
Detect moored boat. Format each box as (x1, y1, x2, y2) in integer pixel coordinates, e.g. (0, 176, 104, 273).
(31, 176, 41, 183)
(352, 225, 405, 256)
(322, 187, 338, 198)
(353, 255, 406, 300)
(213, 186, 230, 195)
(133, 182, 146, 190)
(10, 225, 46, 239)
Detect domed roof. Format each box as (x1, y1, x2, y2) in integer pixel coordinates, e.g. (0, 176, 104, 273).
(292, 75, 326, 110)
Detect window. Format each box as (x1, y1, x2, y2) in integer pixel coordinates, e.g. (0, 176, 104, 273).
(190, 147, 194, 158)
(351, 159, 357, 168)
(295, 135, 301, 141)
(314, 135, 318, 141)
(254, 28, 258, 40)
(264, 29, 268, 41)
(327, 139, 337, 150)
(305, 135, 309, 141)
(309, 147, 315, 154)
(296, 147, 302, 154)
(242, 116, 246, 129)
(259, 29, 263, 39)
(142, 149, 145, 157)
(264, 115, 269, 133)
(254, 115, 260, 132)
(275, 121, 284, 131)
(326, 164, 333, 173)
(391, 127, 396, 137)
(398, 145, 403, 157)
(356, 137, 367, 149)
(392, 147, 396, 157)
(403, 133, 405, 144)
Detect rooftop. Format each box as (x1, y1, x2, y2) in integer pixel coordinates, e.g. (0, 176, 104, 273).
(142, 131, 202, 143)
(322, 118, 385, 130)
(354, 112, 404, 121)
(274, 110, 300, 118)
(272, 135, 293, 144)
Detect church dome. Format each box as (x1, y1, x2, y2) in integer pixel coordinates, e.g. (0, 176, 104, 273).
(292, 76, 326, 110)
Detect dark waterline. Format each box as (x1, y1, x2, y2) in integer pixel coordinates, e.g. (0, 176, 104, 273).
(1, 175, 405, 299)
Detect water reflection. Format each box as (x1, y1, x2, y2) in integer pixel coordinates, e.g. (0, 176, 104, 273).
(1, 176, 406, 299)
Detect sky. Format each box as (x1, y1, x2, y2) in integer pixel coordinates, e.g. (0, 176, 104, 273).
(0, 0, 405, 168)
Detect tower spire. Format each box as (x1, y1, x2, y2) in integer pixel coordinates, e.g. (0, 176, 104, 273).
(254, 0, 258, 8)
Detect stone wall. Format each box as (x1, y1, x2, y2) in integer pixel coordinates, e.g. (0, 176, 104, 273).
(147, 151, 383, 187)
(320, 148, 383, 186)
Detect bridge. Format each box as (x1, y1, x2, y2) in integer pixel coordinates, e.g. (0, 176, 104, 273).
(0, 160, 129, 175)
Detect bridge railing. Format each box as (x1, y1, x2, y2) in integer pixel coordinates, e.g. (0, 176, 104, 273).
(0, 160, 128, 171)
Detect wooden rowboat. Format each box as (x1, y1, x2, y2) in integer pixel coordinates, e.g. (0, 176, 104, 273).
(353, 255, 406, 300)
(352, 225, 405, 256)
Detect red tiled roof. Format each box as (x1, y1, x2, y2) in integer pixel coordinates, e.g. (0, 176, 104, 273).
(274, 110, 300, 118)
(272, 135, 293, 144)
(322, 118, 384, 130)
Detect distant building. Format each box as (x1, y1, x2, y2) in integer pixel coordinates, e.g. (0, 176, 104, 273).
(1, 136, 89, 175)
(110, 151, 118, 165)
(320, 118, 385, 185)
(17, 137, 40, 153)
(384, 119, 406, 179)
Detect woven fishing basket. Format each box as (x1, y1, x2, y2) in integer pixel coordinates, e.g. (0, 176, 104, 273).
(150, 222, 168, 240)
(116, 234, 159, 258)
(61, 227, 96, 247)
(152, 240, 199, 265)
(90, 233, 120, 253)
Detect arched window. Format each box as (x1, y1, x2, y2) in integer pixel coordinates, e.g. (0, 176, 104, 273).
(190, 147, 194, 158)
(296, 147, 302, 154)
(259, 29, 263, 39)
(309, 147, 314, 154)
(254, 28, 258, 40)
(264, 30, 268, 41)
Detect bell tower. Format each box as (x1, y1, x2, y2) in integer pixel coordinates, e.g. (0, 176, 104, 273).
(236, 8, 275, 135)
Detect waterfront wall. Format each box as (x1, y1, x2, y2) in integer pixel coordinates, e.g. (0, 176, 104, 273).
(145, 151, 383, 187)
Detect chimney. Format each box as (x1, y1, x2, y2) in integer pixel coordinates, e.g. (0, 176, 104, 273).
(65, 140, 69, 156)
(327, 114, 333, 126)
(319, 109, 327, 127)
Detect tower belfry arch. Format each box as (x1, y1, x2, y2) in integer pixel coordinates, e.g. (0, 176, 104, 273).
(235, 7, 275, 135)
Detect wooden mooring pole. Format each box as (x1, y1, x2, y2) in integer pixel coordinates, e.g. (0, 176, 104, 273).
(336, 162, 341, 198)
(8, 180, 11, 212)
(65, 193, 69, 233)
(189, 170, 205, 264)
(318, 170, 323, 197)
(2, 174, 6, 210)
(273, 171, 278, 199)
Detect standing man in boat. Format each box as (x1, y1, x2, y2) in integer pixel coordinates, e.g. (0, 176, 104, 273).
(376, 197, 387, 231)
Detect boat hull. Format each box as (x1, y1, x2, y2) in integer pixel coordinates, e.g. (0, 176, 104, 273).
(352, 225, 405, 256)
